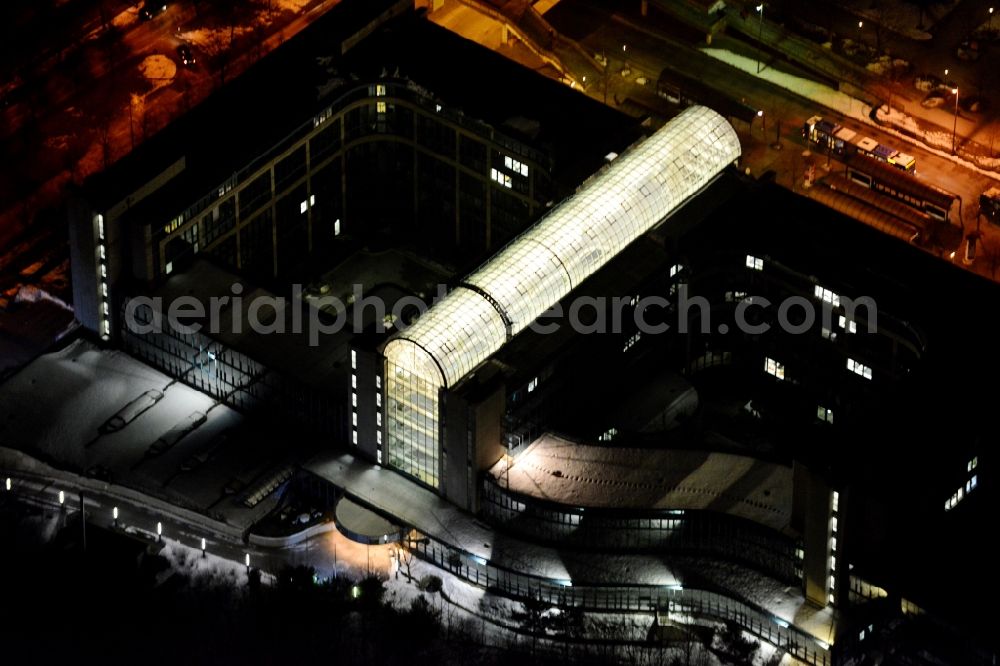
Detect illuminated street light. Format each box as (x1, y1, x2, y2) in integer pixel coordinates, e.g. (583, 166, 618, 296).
(112, 506, 118, 528)
(990, 7, 995, 33)
(157, 521, 163, 541)
(951, 87, 960, 154)
(58, 490, 65, 505)
(4, 477, 10, 491)
(201, 537, 207, 558)
(756, 4, 766, 74)
(245, 553, 251, 572)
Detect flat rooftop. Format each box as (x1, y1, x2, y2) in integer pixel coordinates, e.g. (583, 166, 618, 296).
(488, 433, 792, 533)
(149, 259, 350, 392)
(0, 338, 286, 530)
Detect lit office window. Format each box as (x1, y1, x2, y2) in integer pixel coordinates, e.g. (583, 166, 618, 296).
(814, 284, 840, 307)
(376, 412, 382, 427)
(375, 84, 386, 96)
(502, 155, 529, 177)
(818, 406, 834, 423)
(746, 254, 764, 270)
(764, 357, 785, 380)
(838, 315, 857, 333)
(968, 456, 978, 472)
(831, 516, 838, 533)
(490, 168, 512, 189)
(376, 393, 382, 407)
(351, 350, 357, 369)
(352, 412, 357, 427)
(376, 101, 386, 114)
(669, 264, 683, 277)
(351, 374, 357, 389)
(334, 219, 341, 236)
(375, 375, 381, 389)
(832, 490, 840, 513)
(352, 430, 358, 445)
(847, 358, 872, 380)
(351, 393, 357, 408)
(527, 377, 538, 392)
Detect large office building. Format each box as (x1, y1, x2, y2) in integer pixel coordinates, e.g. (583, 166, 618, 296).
(365, 105, 741, 497)
(69, 0, 634, 346)
(60, 1, 994, 657)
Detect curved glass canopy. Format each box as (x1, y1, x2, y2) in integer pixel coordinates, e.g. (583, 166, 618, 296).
(384, 106, 741, 388)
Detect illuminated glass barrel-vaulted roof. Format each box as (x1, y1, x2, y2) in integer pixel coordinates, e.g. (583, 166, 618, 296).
(384, 106, 741, 388)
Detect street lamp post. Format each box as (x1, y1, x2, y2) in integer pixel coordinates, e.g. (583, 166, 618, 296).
(990, 7, 995, 34)
(857, 21, 864, 49)
(952, 87, 960, 154)
(602, 49, 608, 105)
(756, 4, 765, 74)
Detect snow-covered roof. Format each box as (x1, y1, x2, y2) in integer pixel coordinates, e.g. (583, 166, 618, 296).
(384, 106, 740, 387)
(488, 433, 793, 532)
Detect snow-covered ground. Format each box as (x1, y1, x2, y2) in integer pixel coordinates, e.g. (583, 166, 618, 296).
(157, 534, 278, 587)
(491, 433, 792, 530)
(139, 54, 177, 92)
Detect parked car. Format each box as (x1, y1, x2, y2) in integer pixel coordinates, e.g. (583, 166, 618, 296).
(960, 94, 989, 113)
(914, 74, 942, 92)
(957, 40, 980, 61)
(140, 2, 168, 21)
(920, 90, 947, 108)
(176, 43, 196, 67)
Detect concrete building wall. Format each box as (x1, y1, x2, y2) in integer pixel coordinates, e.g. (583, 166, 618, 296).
(794, 461, 835, 607)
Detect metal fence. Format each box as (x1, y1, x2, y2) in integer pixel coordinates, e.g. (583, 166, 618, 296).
(409, 530, 831, 666)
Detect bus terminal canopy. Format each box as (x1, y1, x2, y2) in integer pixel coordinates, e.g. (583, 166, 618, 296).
(384, 105, 741, 388)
